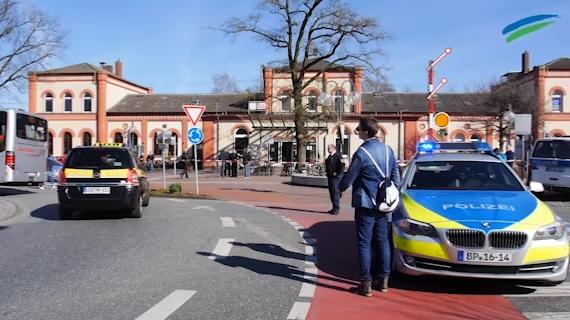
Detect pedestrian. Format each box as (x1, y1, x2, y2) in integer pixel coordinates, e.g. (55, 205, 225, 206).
(339, 116, 400, 297)
(147, 153, 154, 172)
(325, 144, 344, 215)
(505, 149, 515, 167)
(230, 150, 238, 177)
(178, 153, 189, 179)
(243, 148, 252, 178)
(220, 150, 229, 178)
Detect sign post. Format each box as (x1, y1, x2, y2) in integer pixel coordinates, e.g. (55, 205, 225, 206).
(426, 48, 452, 140)
(183, 104, 206, 195)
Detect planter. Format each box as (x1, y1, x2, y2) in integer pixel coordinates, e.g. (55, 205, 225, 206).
(290, 173, 328, 188)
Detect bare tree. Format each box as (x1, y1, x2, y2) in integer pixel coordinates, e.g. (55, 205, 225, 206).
(471, 77, 535, 151)
(220, 0, 388, 164)
(0, 0, 65, 94)
(211, 71, 241, 93)
(363, 74, 394, 93)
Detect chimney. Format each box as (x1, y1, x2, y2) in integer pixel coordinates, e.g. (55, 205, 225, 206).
(115, 59, 123, 78)
(522, 51, 530, 74)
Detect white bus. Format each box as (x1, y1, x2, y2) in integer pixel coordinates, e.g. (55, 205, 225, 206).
(0, 109, 48, 184)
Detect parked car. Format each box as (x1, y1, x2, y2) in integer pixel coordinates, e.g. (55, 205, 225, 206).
(47, 157, 63, 183)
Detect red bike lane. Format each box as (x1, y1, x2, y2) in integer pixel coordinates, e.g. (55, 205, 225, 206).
(150, 174, 525, 320)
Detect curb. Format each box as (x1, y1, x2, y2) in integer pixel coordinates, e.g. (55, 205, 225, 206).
(0, 199, 19, 223)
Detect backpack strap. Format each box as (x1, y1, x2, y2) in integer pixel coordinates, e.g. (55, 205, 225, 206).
(360, 146, 386, 178)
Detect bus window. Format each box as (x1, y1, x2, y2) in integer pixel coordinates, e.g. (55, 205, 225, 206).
(16, 113, 47, 142)
(0, 111, 5, 152)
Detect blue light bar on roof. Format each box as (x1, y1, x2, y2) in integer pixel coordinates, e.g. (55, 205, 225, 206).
(416, 141, 493, 153)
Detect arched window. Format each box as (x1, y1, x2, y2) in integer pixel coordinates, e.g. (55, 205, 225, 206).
(114, 132, 123, 143)
(235, 128, 249, 152)
(64, 93, 73, 112)
(44, 93, 53, 112)
(63, 132, 73, 154)
(307, 90, 318, 112)
(83, 132, 92, 146)
(153, 132, 160, 155)
(552, 90, 563, 112)
(334, 90, 344, 113)
(83, 92, 92, 112)
(280, 91, 292, 112)
(130, 132, 138, 146)
(48, 132, 54, 155)
(168, 133, 177, 156)
(336, 127, 350, 156)
(453, 133, 465, 142)
(470, 134, 481, 142)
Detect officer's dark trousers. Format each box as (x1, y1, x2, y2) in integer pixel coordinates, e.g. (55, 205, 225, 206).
(327, 175, 341, 212)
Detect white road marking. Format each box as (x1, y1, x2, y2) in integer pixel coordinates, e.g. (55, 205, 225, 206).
(287, 302, 311, 320)
(168, 199, 187, 203)
(135, 290, 196, 320)
(288, 221, 300, 227)
(505, 282, 570, 297)
(299, 282, 316, 298)
(192, 205, 217, 211)
(302, 238, 316, 245)
(220, 217, 236, 227)
(524, 312, 570, 320)
(209, 238, 235, 260)
(282, 217, 293, 222)
(305, 245, 316, 256)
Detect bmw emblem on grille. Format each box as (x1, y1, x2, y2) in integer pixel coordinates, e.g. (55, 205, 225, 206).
(481, 221, 491, 228)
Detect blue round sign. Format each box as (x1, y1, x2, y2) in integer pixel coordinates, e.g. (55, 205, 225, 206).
(188, 127, 204, 145)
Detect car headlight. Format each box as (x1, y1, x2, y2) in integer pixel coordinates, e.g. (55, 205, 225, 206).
(534, 222, 565, 240)
(397, 218, 437, 237)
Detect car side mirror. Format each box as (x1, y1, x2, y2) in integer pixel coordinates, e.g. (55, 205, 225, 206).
(529, 181, 545, 193)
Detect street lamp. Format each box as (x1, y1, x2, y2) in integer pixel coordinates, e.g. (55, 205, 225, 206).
(317, 79, 361, 157)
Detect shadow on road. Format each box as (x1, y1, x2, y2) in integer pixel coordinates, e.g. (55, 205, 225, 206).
(536, 191, 570, 202)
(196, 251, 350, 292)
(0, 187, 33, 196)
(261, 205, 329, 214)
(0, 226, 8, 231)
(306, 220, 545, 295)
(31, 204, 127, 221)
(219, 188, 274, 193)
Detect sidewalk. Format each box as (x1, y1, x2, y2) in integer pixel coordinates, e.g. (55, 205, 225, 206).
(149, 172, 524, 320)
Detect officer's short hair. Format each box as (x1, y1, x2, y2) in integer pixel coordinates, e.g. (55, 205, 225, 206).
(358, 117, 378, 138)
(328, 144, 336, 150)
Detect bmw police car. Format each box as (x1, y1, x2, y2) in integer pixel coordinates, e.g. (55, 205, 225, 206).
(57, 143, 150, 219)
(393, 142, 569, 283)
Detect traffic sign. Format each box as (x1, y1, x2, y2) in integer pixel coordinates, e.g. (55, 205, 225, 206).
(188, 127, 204, 145)
(183, 105, 205, 126)
(434, 112, 450, 128)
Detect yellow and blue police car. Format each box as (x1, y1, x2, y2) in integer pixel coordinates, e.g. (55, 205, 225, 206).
(393, 142, 569, 283)
(57, 143, 150, 219)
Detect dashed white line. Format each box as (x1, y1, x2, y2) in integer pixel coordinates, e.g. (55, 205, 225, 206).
(192, 205, 217, 211)
(303, 238, 316, 245)
(220, 217, 236, 227)
(209, 238, 235, 260)
(168, 199, 187, 203)
(305, 245, 316, 256)
(287, 302, 311, 320)
(135, 290, 196, 320)
(299, 267, 318, 298)
(288, 221, 300, 227)
(524, 312, 570, 320)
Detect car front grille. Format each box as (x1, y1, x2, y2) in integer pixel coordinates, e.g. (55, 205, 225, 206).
(489, 231, 528, 249)
(414, 257, 558, 275)
(446, 229, 485, 248)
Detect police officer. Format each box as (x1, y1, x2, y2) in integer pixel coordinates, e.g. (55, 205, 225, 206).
(325, 144, 344, 215)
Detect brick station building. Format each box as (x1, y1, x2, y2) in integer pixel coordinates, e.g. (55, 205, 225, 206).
(28, 53, 570, 167)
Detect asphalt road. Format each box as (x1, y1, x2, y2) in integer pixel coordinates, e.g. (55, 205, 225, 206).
(0, 187, 308, 320)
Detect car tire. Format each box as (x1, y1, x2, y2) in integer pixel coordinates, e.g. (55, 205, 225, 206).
(142, 191, 150, 207)
(128, 196, 143, 218)
(59, 206, 73, 220)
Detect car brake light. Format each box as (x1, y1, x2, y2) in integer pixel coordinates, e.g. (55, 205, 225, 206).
(127, 168, 139, 185)
(58, 170, 67, 185)
(5, 151, 14, 170)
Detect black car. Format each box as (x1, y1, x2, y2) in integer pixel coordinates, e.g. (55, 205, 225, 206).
(57, 144, 150, 219)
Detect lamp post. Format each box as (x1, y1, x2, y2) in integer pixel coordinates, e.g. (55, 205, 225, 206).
(317, 79, 361, 157)
(161, 124, 167, 190)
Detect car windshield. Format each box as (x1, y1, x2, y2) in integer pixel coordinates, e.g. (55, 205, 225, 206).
(65, 148, 134, 169)
(408, 161, 524, 191)
(532, 140, 570, 159)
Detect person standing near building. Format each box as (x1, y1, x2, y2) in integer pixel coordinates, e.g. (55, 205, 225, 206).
(339, 116, 400, 297)
(230, 149, 238, 177)
(325, 144, 344, 215)
(243, 148, 252, 178)
(219, 150, 229, 178)
(178, 152, 189, 179)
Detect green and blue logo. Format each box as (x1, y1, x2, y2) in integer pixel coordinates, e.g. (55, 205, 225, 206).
(503, 14, 559, 43)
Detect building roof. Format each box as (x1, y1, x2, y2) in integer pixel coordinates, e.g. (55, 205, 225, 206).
(543, 57, 570, 70)
(361, 92, 486, 115)
(35, 63, 104, 74)
(272, 59, 356, 73)
(108, 93, 265, 114)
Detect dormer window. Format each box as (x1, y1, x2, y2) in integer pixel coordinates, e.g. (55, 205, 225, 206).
(552, 90, 563, 112)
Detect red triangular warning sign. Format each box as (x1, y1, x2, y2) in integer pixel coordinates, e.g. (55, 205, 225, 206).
(182, 105, 205, 126)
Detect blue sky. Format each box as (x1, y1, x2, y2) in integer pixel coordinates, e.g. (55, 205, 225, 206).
(8, 0, 570, 106)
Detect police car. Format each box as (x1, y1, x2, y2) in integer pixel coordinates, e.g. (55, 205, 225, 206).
(57, 143, 150, 219)
(393, 141, 569, 283)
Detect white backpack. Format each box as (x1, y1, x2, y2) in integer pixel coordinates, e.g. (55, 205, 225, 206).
(361, 145, 400, 213)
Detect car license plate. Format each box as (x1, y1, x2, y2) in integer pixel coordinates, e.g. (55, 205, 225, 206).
(546, 166, 565, 172)
(83, 187, 110, 194)
(457, 251, 512, 263)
